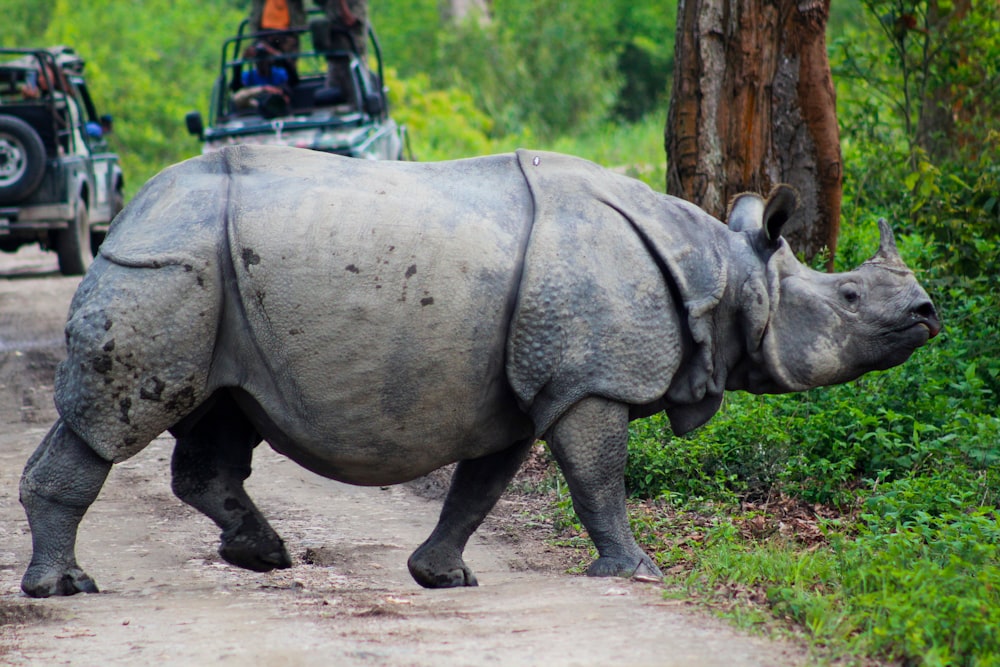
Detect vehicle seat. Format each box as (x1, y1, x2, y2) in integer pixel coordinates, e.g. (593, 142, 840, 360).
(313, 85, 346, 107)
(289, 80, 323, 110)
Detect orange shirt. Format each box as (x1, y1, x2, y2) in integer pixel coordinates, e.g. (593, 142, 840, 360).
(261, 0, 290, 29)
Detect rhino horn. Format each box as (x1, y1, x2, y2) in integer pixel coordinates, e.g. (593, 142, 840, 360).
(868, 218, 908, 269)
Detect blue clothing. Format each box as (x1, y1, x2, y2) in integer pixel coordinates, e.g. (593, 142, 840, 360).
(242, 66, 289, 88)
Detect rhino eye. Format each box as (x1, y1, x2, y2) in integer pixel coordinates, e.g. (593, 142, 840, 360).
(840, 284, 860, 305)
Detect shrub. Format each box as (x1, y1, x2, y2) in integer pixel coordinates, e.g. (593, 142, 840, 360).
(835, 492, 1000, 665)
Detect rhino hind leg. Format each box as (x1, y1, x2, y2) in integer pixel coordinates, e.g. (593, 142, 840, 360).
(408, 438, 534, 588)
(170, 391, 291, 572)
(20, 420, 112, 597)
(547, 397, 662, 582)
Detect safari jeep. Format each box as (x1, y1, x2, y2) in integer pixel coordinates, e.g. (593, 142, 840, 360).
(0, 46, 124, 276)
(185, 12, 406, 160)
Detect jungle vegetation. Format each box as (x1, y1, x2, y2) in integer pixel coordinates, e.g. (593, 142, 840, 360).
(2, 0, 998, 664)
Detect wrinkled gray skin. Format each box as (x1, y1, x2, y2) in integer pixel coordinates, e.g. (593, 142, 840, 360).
(20, 146, 940, 597)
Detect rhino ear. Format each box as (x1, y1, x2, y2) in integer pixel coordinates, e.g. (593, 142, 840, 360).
(726, 193, 765, 232)
(762, 184, 799, 243)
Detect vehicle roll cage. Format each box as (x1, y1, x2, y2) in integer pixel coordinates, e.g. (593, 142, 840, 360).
(0, 48, 84, 157)
(207, 9, 389, 126)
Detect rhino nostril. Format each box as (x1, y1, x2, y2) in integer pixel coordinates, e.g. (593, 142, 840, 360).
(912, 302, 937, 320)
(911, 301, 941, 337)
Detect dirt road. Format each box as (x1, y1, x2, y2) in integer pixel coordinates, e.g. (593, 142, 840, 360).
(0, 247, 809, 666)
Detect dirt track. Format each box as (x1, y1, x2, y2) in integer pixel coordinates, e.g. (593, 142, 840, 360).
(0, 246, 809, 666)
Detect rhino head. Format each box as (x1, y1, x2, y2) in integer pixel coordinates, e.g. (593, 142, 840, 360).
(729, 185, 941, 394)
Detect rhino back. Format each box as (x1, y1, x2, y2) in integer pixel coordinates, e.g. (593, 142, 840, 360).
(210, 146, 535, 483)
(99, 149, 233, 269)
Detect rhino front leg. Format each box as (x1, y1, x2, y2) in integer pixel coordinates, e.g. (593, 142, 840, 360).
(548, 397, 662, 582)
(170, 392, 291, 572)
(408, 438, 533, 588)
(20, 420, 112, 597)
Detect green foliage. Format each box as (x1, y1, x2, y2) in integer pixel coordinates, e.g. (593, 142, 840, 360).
(626, 414, 741, 504)
(902, 138, 1000, 280)
(369, 0, 441, 78)
(833, 0, 1000, 286)
(833, 0, 1000, 155)
(433, 0, 620, 139)
(668, 502, 1000, 664)
(544, 115, 667, 189)
(375, 0, 675, 139)
(835, 500, 1000, 664)
(19, 0, 244, 195)
(384, 69, 509, 161)
(0, 0, 57, 46)
(610, 2, 676, 122)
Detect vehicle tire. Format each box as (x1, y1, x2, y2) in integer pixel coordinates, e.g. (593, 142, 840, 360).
(0, 115, 47, 204)
(57, 195, 93, 276)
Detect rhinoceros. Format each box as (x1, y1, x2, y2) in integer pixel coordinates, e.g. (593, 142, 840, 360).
(20, 145, 940, 597)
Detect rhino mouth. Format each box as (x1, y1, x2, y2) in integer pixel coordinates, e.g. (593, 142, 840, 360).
(898, 320, 935, 345)
(870, 318, 937, 372)
(912, 320, 940, 339)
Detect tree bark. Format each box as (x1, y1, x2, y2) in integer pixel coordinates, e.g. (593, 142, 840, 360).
(665, 0, 842, 268)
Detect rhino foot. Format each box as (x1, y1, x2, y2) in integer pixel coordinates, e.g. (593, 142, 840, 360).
(218, 528, 292, 573)
(586, 554, 663, 583)
(22, 564, 99, 598)
(407, 545, 479, 589)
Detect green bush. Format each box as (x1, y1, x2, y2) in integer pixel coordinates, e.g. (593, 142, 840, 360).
(626, 413, 740, 503)
(433, 0, 620, 139)
(34, 0, 243, 195)
(835, 498, 1000, 665)
(902, 138, 1000, 281)
(385, 69, 512, 161)
(625, 224, 1000, 505)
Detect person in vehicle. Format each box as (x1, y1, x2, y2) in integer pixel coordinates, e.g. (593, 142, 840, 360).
(241, 42, 290, 87)
(250, 0, 307, 33)
(233, 42, 292, 115)
(311, 0, 367, 101)
(315, 0, 367, 58)
(249, 0, 305, 84)
(18, 59, 68, 100)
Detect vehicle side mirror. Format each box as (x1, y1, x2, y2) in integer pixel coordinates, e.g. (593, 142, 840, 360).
(185, 111, 204, 140)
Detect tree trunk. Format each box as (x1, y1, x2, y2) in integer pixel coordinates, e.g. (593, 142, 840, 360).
(665, 0, 842, 268)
